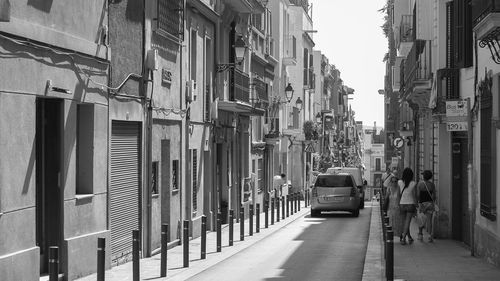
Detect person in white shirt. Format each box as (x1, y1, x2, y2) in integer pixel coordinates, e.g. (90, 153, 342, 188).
(272, 174, 286, 197)
(398, 167, 418, 245)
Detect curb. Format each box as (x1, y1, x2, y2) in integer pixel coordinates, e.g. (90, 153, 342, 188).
(362, 200, 385, 281)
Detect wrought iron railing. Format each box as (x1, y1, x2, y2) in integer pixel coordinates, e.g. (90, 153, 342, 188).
(433, 68, 460, 114)
(253, 76, 268, 102)
(232, 68, 250, 103)
(290, 0, 309, 14)
(472, 0, 500, 26)
(399, 15, 414, 48)
(402, 40, 432, 94)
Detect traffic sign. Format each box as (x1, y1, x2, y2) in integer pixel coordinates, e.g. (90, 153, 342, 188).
(393, 137, 404, 148)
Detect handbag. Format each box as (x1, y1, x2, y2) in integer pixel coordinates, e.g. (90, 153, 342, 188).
(416, 211, 426, 228)
(423, 181, 439, 212)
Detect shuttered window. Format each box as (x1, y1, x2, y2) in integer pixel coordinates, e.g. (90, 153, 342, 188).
(479, 79, 496, 221)
(192, 149, 198, 212)
(452, 0, 473, 68)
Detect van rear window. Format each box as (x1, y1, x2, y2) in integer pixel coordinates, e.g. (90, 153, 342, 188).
(315, 175, 354, 187)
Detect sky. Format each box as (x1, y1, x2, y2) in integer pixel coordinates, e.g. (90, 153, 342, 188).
(310, 0, 387, 128)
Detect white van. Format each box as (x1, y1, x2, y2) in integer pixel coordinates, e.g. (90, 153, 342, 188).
(326, 167, 366, 209)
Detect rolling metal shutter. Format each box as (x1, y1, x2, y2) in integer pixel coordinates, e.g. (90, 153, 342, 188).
(110, 121, 141, 264)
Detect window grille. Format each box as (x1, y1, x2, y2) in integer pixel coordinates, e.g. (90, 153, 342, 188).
(157, 0, 184, 41)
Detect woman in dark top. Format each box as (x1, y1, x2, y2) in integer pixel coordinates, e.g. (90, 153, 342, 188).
(417, 170, 436, 242)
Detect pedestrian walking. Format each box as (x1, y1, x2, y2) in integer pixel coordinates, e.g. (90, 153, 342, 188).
(272, 173, 286, 197)
(416, 170, 437, 242)
(398, 167, 417, 245)
(384, 173, 403, 238)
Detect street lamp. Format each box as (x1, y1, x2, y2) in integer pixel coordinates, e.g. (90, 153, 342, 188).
(284, 83, 294, 102)
(315, 112, 322, 123)
(295, 97, 303, 111)
(217, 36, 248, 72)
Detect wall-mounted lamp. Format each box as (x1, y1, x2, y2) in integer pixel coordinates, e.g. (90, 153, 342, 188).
(479, 27, 500, 64)
(295, 96, 303, 111)
(315, 112, 322, 123)
(284, 83, 294, 102)
(217, 36, 247, 72)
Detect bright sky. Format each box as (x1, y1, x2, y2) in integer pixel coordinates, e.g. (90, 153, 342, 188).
(310, 0, 387, 128)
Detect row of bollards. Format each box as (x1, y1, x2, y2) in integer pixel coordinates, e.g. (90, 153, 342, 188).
(83, 192, 306, 280)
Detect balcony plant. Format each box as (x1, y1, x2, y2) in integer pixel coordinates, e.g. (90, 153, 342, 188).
(303, 120, 319, 140)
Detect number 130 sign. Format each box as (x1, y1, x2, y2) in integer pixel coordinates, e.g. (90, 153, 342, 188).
(446, 122, 468, 131)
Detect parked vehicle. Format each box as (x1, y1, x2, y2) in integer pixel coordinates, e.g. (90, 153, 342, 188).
(326, 166, 366, 209)
(310, 173, 360, 217)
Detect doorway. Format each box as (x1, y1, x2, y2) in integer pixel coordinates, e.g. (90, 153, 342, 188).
(36, 98, 63, 274)
(451, 134, 470, 245)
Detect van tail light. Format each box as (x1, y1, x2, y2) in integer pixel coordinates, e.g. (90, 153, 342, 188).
(312, 187, 318, 197)
(350, 187, 357, 197)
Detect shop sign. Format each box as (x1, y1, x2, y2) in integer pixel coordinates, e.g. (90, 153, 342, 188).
(446, 100, 468, 117)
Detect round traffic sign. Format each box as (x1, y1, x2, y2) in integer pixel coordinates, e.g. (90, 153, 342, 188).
(393, 137, 404, 148)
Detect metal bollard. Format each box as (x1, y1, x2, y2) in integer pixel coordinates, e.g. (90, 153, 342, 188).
(229, 209, 234, 246)
(282, 196, 285, 219)
(249, 204, 254, 236)
(202, 216, 207, 258)
(264, 201, 269, 228)
(297, 191, 302, 212)
(383, 216, 389, 259)
(240, 206, 244, 241)
(293, 192, 297, 213)
(385, 225, 392, 260)
(97, 238, 105, 281)
(386, 230, 394, 281)
(271, 198, 275, 225)
(276, 196, 280, 222)
(286, 195, 290, 217)
(217, 213, 221, 252)
(160, 224, 168, 277)
(49, 246, 58, 281)
(183, 220, 189, 268)
(305, 189, 308, 207)
(133, 230, 140, 281)
(256, 204, 260, 233)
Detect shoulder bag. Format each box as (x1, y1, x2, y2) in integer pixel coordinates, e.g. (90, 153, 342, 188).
(423, 181, 439, 212)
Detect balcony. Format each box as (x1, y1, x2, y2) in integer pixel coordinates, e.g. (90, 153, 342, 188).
(264, 118, 280, 139)
(219, 68, 265, 116)
(252, 76, 269, 102)
(401, 40, 432, 108)
(397, 15, 414, 49)
(432, 68, 460, 115)
(283, 35, 297, 66)
(392, 56, 404, 92)
(224, 0, 264, 14)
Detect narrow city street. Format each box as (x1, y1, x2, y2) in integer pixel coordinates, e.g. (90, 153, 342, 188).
(188, 206, 371, 281)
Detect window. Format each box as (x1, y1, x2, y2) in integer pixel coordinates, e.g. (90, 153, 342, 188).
(450, 0, 473, 68)
(258, 159, 264, 193)
(190, 29, 197, 84)
(375, 158, 381, 171)
(315, 175, 355, 188)
(76, 104, 94, 195)
(152, 161, 159, 195)
(204, 37, 212, 122)
(157, 0, 184, 40)
(172, 160, 179, 191)
(192, 149, 198, 212)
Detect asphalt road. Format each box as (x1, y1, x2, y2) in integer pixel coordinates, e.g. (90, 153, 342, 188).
(188, 205, 372, 281)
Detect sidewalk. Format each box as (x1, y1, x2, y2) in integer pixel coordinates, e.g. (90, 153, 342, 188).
(364, 201, 500, 281)
(76, 202, 310, 281)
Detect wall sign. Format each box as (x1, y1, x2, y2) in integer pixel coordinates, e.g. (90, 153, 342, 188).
(446, 121, 468, 131)
(162, 68, 172, 85)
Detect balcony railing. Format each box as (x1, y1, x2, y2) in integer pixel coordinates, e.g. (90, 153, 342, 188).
(283, 35, 297, 64)
(472, 0, 500, 26)
(433, 68, 460, 114)
(231, 68, 250, 103)
(402, 40, 432, 95)
(252, 76, 268, 102)
(290, 0, 309, 14)
(398, 15, 414, 48)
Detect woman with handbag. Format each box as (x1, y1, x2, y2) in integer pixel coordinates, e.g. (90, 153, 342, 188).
(398, 168, 418, 245)
(416, 170, 437, 242)
(385, 174, 403, 239)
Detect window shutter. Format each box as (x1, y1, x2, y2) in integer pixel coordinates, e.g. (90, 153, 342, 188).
(293, 107, 299, 129)
(192, 149, 198, 212)
(480, 85, 495, 220)
(446, 2, 454, 68)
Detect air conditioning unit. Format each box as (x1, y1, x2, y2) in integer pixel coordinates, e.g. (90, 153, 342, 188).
(186, 80, 197, 102)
